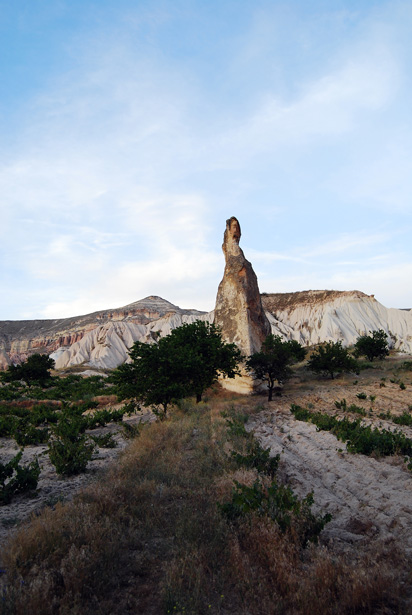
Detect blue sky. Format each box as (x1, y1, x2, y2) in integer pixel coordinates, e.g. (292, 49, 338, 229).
(1, 0, 412, 319)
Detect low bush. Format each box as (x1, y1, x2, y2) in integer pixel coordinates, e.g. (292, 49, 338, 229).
(291, 404, 412, 461)
(0, 451, 40, 505)
(393, 412, 412, 426)
(219, 479, 331, 546)
(90, 433, 118, 448)
(48, 414, 95, 476)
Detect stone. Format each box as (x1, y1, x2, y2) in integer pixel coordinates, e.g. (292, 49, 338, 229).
(214, 216, 271, 393)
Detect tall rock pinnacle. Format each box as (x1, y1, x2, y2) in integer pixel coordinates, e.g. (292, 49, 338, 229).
(214, 216, 271, 392)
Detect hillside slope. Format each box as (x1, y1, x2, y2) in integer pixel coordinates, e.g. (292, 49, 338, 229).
(263, 290, 412, 353)
(1, 290, 411, 370)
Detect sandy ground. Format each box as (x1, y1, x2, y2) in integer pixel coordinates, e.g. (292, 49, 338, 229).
(248, 356, 412, 555)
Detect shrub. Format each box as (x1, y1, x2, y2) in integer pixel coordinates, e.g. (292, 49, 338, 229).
(0, 353, 55, 386)
(48, 413, 95, 476)
(90, 433, 118, 448)
(246, 335, 305, 401)
(308, 341, 359, 379)
(291, 405, 412, 461)
(219, 479, 331, 546)
(354, 330, 389, 362)
(0, 452, 40, 504)
(231, 440, 280, 478)
(393, 412, 412, 426)
(13, 418, 49, 446)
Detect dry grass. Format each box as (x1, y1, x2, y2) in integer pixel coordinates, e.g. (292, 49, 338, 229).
(1, 393, 411, 614)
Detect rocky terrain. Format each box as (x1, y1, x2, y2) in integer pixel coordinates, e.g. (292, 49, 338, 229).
(0, 296, 207, 370)
(1, 290, 411, 371)
(262, 289, 412, 353)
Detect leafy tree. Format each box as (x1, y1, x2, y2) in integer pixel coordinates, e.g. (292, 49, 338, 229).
(308, 341, 359, 379)
(1, 353, 55, 386)
(165, 321, 242, 402)
(246, 335, 305, 401)
(354, 329, 389, 362)
(111, 321, 242, 415)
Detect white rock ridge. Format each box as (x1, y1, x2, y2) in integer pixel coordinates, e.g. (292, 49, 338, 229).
(262, 290, 412, 353)
(52, 311, 213, 370)
(47, 290, 412, 371)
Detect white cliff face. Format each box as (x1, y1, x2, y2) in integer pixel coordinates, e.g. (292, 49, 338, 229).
(52, 311, 214, 370)
(49, 290, 412, 371)
(262, 291, 412, 353)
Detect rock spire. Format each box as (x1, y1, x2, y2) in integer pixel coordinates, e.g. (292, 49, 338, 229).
(214, 216, 271, 393)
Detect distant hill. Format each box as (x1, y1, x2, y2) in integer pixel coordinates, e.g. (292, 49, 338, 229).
(0, 290, 411, 370)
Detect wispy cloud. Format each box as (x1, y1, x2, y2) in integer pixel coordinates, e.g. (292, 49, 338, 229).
(1, 2, 412, 319)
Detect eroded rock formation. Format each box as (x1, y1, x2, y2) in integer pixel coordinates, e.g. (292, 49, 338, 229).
(214, 216, 271, 393)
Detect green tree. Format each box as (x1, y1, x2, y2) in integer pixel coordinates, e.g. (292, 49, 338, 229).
(246, 335, 305, 401)
(354, 329, 389, 361)
(111, 321, 242, 415)
(308, 341, 359, 379)
(1, 353, 55, 386)
(166, 321, 242, 403)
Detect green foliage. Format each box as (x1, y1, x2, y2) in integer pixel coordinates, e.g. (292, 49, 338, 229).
(231, 437, 280, 478)
(393, 412, 412, 426)
(13, 418, 49, 446)
(1, 354, 55, 386)
(307, 341, 359, 379)
(121, 422, 141, 439)
(291, 404, 412, 461)
(354, 329, 389, 362)
(86, 407, 126, 429)
(334, 399, 366, 416)
(47, 410, 95, 476)
(356, 392, 367, 399)
(334, 398, 347, 410)
(400, 381, 406, 390)
(219, 479, 331, 546)
(90, 433, 117, 448)
(165, 321, 243, 403)
(246, 335, 305, 401)
(0, 374, 112, 403)
(0, 452, 40, 505)
(221, 407, 330, 546)
(31, 374, 110, 401)
(112, 321, 242, 414)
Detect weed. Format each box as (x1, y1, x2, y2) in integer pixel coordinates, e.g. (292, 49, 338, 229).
(356, 392, 367, 399)
(347, 404, 367, 417)
(334, 398, 347, 411)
